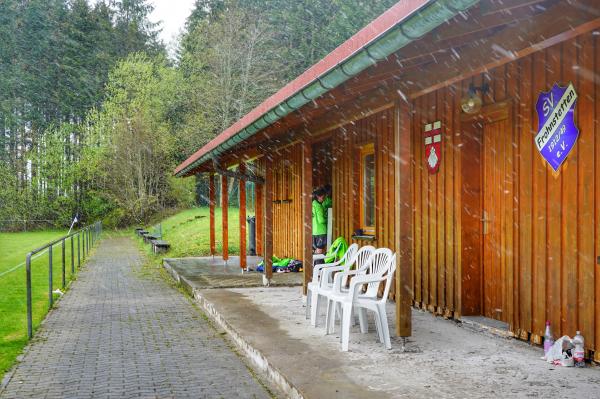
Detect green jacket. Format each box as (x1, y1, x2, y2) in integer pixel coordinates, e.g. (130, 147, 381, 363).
(322, 196, 332, 209)
(312, 200, 327, 235)
(324, 237, 348, 264)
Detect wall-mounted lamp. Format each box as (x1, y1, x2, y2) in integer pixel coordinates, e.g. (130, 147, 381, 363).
(460, 83, 489, 114)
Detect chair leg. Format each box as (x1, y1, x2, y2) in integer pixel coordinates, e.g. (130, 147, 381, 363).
(378, 304, 392, 349)
(325, 299, 334, 334)
(310, 291, 320, 327)
(373, 311, 384, 344)
(357, 307, 368, 334)
(341, 303, 353, 352)
(306, 288, 311, 320)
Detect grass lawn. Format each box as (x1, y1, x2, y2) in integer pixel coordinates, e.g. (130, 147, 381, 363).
(0, 229, 90, 374)
(140, 207, 243, 258)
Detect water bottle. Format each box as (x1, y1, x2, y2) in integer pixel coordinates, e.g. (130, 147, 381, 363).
(573, 331, 585, 367)
(543, 321, 554, 358)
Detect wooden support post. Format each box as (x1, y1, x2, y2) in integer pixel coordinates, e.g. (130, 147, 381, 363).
(263, 155, 274, 282)
(209, 173, 216, 256)
(395, 100, 413, 337)
(239, 163, 247, 270)
(255, 184, 263, 255)
(221, 174, 229, 261)
(302, 141, 313, 295)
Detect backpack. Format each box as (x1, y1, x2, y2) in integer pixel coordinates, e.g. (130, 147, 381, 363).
(324, 237, 348, 264)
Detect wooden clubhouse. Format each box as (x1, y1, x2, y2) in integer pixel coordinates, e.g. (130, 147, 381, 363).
(175, 0, 600, 360)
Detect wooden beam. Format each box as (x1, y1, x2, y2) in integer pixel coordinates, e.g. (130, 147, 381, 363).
(209, 173, 216, 256)
(301, 141, 313, 295)
(256, 181, 264, 256)
(263, 154, 274, 282)
(395, 100, 413, 337)
(239, 163, 247, 270)
(221, 174, 229, 261)
(212, 158, 265, 184)
(410, 12, 600, 99)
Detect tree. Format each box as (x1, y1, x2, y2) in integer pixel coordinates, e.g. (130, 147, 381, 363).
(81, 54, 191, 226)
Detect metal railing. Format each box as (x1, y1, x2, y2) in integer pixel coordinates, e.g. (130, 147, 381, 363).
(24, 221, 102, 339)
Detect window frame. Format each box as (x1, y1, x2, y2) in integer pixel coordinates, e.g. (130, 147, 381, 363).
(358, 143, 376, 235)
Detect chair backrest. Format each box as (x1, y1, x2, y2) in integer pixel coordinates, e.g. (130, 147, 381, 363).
(342, 243, 359, 265)
(353, 245, 375, 270)
(343, 245, 375, 285)
(364, 248, 394, 297)
(379, 253, 397, 302)
(313, 243, 358, 282)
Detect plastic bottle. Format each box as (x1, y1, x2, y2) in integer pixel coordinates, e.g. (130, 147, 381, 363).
(543, 321, 554, 359)
(573, 331, 585, 367)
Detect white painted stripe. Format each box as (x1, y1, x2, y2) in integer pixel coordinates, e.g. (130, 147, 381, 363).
(425, 123, 432, 132)
(424, 137, 432, 145)
(433, 135, 441, 143)
(433, 120, 441, 129)
(0, 248, 50, 278)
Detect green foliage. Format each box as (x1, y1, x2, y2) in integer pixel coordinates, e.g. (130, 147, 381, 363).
(0, 0, 398, 230)
(81, 53, 193, 226)
(0, 0, 163, 230)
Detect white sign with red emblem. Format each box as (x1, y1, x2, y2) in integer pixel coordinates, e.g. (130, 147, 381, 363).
(424, 121, 442, 174)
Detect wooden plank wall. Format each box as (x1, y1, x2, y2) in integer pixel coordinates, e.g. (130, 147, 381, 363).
(330, 108, 397, 295)
(270, 143, 303, 260)
(411, 32, 600, 355)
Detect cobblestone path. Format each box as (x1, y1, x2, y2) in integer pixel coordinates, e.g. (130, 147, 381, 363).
(0, 237, 272, 399)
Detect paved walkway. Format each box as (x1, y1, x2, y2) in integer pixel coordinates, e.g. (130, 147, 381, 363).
(0, 237, 272, 399)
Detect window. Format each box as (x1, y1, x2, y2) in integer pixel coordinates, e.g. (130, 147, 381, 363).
(359, 143, 375, 235)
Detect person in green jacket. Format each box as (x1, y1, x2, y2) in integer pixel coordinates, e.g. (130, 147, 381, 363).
(322, 184, 332, 209)
(312, 188, 328, 254)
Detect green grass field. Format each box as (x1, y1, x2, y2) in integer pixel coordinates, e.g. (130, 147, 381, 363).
(0, 229, 90, 374)
(140, 207, 242, 258)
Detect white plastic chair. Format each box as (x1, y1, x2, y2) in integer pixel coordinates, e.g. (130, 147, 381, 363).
(327, 249, 396, 351)
(307, 245, 376, 327)
(324, 247, 392, 334)
(306, 244, 358, 323)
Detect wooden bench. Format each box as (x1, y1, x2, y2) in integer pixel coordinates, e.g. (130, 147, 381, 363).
(151, 240, 170, 254)
(143, 233, 160, 244)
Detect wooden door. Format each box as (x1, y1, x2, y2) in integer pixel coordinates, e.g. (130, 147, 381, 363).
(482, 116, 511, 321)
(461, 102, 512, 321)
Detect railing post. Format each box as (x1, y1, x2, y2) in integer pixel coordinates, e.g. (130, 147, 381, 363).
(48, 244, 53, 308)
(26, 253, 32, 339)
(77, 233, 81, 268)
(61, 239, 66, 289)
(71, 236, 75, 274)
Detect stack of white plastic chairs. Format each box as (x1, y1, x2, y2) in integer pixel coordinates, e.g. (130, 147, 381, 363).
(305, 244, 397, 352)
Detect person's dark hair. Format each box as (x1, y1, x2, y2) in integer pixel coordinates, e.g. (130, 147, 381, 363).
(323, 184, 332, 195)
(312, 187, 326, 200)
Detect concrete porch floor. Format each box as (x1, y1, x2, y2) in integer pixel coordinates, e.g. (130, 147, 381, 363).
(164, 260, 600, 399)
(163, 256, 303, 289)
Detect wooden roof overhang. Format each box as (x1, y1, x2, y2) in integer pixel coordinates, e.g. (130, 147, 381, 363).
(176, 0, 600, 177)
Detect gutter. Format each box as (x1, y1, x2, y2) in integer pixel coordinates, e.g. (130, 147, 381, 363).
(176, 0, 480, 177)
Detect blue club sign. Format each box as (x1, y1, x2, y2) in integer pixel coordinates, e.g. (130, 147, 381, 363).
(535, 82, 579, 172)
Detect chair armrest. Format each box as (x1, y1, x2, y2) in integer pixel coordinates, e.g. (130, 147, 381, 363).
(312, 260, 342, 281)
(312, 254, 326, 263)
(320, 265, 346, 286)
(332, 270, 356, 294)
(349, 274, 386, 292)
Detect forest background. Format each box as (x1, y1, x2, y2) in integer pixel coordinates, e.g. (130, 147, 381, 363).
(0, 0, 397, 230)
